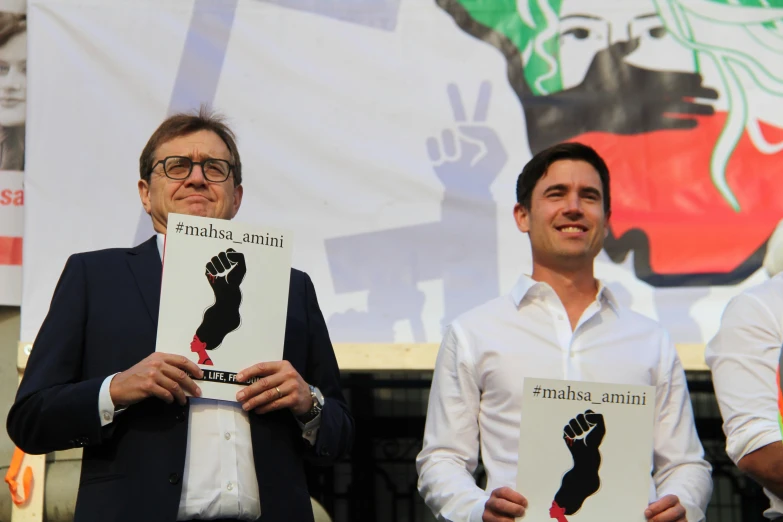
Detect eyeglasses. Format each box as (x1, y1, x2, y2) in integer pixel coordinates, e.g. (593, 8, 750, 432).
(152, 156, 234, 183)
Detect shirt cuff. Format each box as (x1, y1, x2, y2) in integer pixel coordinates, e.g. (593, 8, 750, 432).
(98, 373, 123, 427)
(296, 407, 323, 446)
(469, 495, 490, 522)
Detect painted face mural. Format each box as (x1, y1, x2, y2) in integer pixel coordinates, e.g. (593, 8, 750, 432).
(438, 0, 783, 286)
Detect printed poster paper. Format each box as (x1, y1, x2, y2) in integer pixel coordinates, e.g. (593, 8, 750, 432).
(517, 378, 655, 522)
(0, 170, 22, 305)
(157, 213, 292, 401)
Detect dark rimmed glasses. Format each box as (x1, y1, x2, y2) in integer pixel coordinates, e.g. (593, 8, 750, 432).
(152, 156, 234, 183)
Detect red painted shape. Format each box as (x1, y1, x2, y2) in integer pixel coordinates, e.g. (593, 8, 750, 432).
(550, 500, 568, 522)
(573, 113, 783, 275)
(0, 237, 22, 265)
(190, 334, 212, 366)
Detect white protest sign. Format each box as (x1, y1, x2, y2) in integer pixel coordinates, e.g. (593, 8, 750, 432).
(157, 213, 292, 401)
(517, 378, 655, 522)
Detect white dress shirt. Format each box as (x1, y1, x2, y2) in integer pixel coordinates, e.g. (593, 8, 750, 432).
(706, 273, 783, 520)
(97, 233, 320, 520)
(416, 275, 712, 522)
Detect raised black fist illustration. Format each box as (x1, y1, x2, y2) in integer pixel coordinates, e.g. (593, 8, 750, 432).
(190, 249, 246, 365)
(551, 410, 606, 520)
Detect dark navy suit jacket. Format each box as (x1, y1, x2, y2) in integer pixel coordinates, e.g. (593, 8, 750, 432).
(7, 236, 354, 522)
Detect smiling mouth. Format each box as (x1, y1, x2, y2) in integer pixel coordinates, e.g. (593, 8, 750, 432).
(557, 225, 587, 233)
(181, 194, 210, 201)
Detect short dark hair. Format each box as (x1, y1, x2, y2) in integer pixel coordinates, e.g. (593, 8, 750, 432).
(0, 13, 25, 48)
(516, 142, 610, 215)
(139, 106, 242, 186)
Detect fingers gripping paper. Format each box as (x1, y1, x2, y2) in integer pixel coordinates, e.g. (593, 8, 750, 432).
(517, 378, 655, 522)
(157, 213, 293, 401)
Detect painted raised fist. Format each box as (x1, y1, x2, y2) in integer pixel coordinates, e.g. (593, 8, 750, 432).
(190, 249, 246, 365)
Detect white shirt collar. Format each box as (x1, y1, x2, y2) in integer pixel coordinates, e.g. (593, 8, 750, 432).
(510, 273, 619, 312)
(156, 233, 164, 261)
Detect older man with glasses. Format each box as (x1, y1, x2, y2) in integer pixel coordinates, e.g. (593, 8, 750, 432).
(7, 107, 354, 522)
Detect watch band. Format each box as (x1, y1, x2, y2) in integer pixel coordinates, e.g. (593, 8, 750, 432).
(298, 385, 324, 423)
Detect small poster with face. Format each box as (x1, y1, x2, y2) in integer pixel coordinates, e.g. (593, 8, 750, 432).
(156, 213, 292, 402)
(0, 5, 26, 173)
(516, 378, 655, 522)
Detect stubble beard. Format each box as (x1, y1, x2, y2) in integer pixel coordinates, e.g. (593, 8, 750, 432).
(538, 236, 602, 273)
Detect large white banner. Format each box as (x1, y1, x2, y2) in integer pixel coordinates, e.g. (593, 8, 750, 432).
(21, 0, 783, 345)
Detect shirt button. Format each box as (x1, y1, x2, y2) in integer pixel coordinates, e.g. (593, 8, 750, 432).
(227, 481, 234, 491)
(557, 314, 564, 320)
(306, 430, 313, 437)
(169, 473, 180, 485)
(102, 411, 111, 421)
(224, 432, 231, 441)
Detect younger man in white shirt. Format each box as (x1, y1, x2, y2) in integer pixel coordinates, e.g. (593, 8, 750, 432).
(417, 142, 712, 522)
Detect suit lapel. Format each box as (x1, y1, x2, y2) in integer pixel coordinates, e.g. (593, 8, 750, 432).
(127, 235, 162, 326)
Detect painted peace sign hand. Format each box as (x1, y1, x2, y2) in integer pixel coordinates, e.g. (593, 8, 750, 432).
(426, 82, 508, 194)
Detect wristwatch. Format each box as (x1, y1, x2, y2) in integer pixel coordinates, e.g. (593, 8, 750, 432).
(298, 385, 325, 423)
